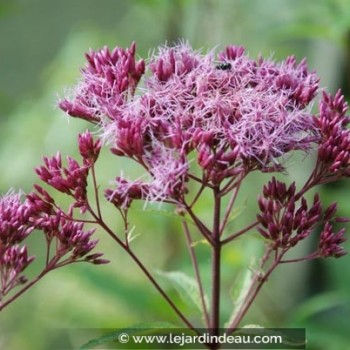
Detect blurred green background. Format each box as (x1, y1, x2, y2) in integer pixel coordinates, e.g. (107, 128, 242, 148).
(1, 0, 350, 349)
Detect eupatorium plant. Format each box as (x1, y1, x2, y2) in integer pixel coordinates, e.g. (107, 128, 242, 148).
(1, 42, 349, 347)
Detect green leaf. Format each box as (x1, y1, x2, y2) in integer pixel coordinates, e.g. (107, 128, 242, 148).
(225, 268, 254, 327)
(241, 323, 263, 328)
(228, 204, 246, 222)
(190, 239, 210, 247)
(289, 291, 347, 323)
(224, 204, 247, 231)
(79, 322, 177, 349)
(156, 270, 209, 315)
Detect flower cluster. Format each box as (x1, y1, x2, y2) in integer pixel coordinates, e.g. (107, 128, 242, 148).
(59, 42, 145, 123)
(0, 192, 34, 299)
(1, 42, 349, 320)
(319, 222, 346, 258)
(35, 153, 89, 207)
(78, 130, 102, 165)
(35, 131, 101, 212)
(26, 185, 107, 265)
(257, 177, 347, 258)
(0, 135, 106, 305)
(60, 42, 321, 205)
(315, 90, 350, 176)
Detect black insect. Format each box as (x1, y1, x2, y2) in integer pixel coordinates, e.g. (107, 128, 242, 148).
(216, 62, 232, 70)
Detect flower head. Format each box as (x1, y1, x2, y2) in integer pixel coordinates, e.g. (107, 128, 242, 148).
(59, 42, 323, 205)
(59, 42, 145, 123)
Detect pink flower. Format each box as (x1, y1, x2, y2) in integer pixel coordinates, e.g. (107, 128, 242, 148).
(78, 130, 102, 164)
(0, 192, 35, 298)
(0, 245, 35, 297)
(315, 90, 350, 175)
(59, 42, 145, 124)
(0, 191, 33, 245)
(59, 42, 348, 210)
(35, 152, 89, 209)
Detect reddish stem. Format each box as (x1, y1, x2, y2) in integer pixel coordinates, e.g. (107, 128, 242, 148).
(222, 221, 259, 245)
(210, 188, 221, 337)
(227, 246, 281, 333)
(87, 203, 197, 333)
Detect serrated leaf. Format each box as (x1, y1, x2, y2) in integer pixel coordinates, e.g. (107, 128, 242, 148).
(226, 205, 246, 226)
(156, 270, 209, 316)
(225, 268, 254, 328)
(242, 324, 263, 328)
(190, 239, 210, 247)
(79, 322, 177, 349)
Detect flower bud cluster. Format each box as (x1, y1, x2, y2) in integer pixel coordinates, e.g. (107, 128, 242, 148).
(0, 132, 107, 302)
(0, 192, 34, 299)
(26, 186, 107, 265)
(257, 177, 321, 248)
(59, 42, 145, 123)
(78, 130, 102, 165)
(315, 90, 350, 175)
(319, 222, 346, 258)
(35, 153, 89, 210)
(257, 177, 347, 258)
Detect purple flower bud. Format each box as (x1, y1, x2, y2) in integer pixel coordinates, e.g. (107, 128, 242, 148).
(324, 202, 338, 221)
(0, 244, 35, 297)
(78, 130, 102, 163)
(257, 180, 327, 249)
(59, 42, 144, 122)
(35, 150, 90, 206)
(319, 222, 347, 258)
(335, 216, 350, 223)
(316, 90, 350, 176)
(0, 192, 34, 245)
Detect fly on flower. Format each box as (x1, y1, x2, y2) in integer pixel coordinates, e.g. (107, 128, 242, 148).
(216, 62, 232, 70)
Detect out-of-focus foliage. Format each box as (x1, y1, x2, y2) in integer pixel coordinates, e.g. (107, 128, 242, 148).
(0, 1, 349, 349)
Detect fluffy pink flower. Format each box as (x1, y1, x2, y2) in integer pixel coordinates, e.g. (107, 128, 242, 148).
(59, 42, 145, 123)
(61, 42, 350, 208)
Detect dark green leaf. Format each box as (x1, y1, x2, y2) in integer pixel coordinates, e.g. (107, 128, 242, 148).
(156, 270, 209, 315)
(79, 322, 177, 349)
